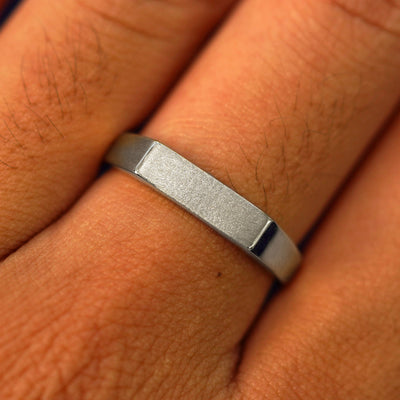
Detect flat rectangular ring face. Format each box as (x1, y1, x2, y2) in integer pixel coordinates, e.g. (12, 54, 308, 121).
(137, 143, 272, 249)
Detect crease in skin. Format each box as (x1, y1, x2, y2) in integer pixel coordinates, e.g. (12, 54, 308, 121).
(78, 1, 169, 42)
(0, 158, 15, 169)
(331, 0, 400, 38)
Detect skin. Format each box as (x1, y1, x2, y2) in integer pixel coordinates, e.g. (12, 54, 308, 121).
(0, 0, 399, 398)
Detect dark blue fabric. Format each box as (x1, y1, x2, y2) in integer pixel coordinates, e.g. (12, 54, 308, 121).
(0, 0, 21, 25)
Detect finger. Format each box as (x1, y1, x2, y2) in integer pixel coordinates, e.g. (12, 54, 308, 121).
(0, 179, 251, 399)
(2, 0, 400, 398)
(0, 0, 236, 257)
(237, 115, 400, 399)
(146, 0, 400, 241)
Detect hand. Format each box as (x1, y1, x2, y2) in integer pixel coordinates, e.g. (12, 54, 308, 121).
(0, 0, 399, 398)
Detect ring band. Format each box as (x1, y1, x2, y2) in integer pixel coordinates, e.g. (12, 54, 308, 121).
(106, 134, 301, 283)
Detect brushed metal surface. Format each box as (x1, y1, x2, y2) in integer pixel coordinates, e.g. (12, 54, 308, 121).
(138, 143, 272, 249)
(106, 134, 301, 282)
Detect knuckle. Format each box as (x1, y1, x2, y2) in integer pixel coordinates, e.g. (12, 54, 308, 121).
(1, 22, 111, 152)
(1, 0, 221, 151)
(22, 20, 111, 121)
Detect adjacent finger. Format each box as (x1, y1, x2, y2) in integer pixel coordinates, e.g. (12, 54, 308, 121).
(2, 0, 400, 398)
(0, 0, 236, 258)
(237, 114, 400, 399)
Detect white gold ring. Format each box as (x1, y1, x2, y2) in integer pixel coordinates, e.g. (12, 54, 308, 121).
(106, 133, 301, 283)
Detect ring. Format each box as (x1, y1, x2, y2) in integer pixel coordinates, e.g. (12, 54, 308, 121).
(106, 133, 301, 283)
